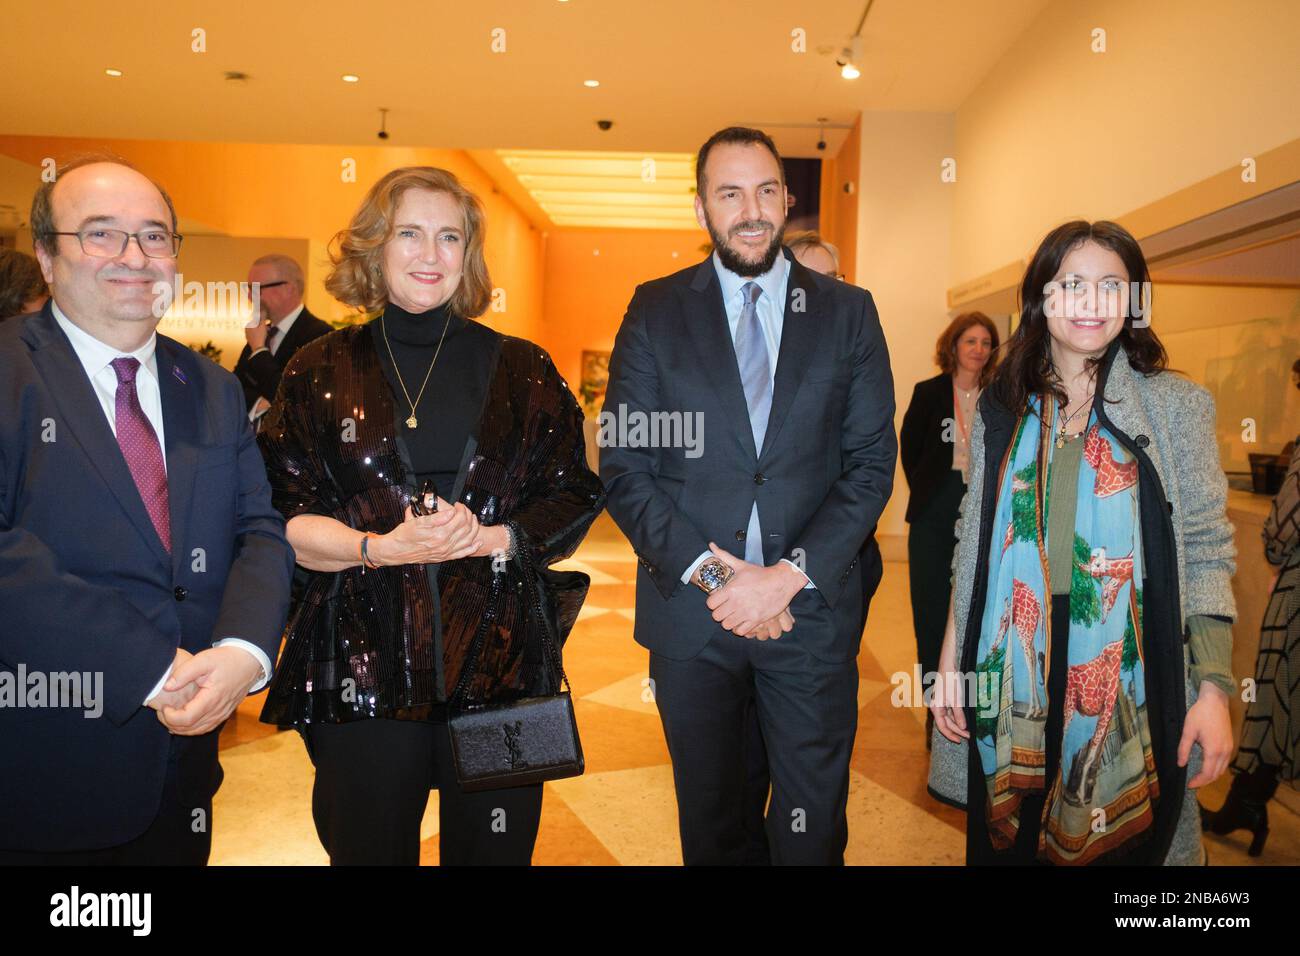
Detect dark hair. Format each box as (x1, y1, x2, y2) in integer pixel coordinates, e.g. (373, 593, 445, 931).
(0, 250, 48, 320)
(30, 153, 179, 258)
(695, 127, 783, 198)
(989, 220, 1167, 415)
(936, 311, 1000, 387)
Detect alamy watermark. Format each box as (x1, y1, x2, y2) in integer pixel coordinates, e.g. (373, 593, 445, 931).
(150, 272, 263, 322)
(890, 664, 998, 718)
(597, 403, 704, 459)
(1043, 279, 1151, 328)
(1, 665, 103, 718)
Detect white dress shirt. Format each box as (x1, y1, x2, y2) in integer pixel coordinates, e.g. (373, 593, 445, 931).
(266, 302, 304, 358)
(680, 252, 814, 590)
(51, 302, 272, 702)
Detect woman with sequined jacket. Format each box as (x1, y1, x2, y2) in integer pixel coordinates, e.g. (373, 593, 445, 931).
(256, 166, 605, 866)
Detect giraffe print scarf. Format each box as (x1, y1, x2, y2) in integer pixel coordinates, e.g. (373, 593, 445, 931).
(973, 394, 1159, 864)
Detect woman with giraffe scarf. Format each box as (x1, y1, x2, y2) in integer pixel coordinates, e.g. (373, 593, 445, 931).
(927, 221, 1236, 865)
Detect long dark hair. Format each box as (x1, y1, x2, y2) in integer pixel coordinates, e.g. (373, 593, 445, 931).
(989, 220, 1168, 415)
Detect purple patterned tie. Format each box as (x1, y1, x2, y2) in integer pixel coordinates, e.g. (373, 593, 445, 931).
(110, 357, 171, 552)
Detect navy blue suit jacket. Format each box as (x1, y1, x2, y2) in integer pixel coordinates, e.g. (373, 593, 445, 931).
(0, 303, 294, 852)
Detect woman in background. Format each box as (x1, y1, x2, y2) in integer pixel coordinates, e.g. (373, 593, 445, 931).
(1200, 362, 1300, 855)
(900, 312, 998, 745)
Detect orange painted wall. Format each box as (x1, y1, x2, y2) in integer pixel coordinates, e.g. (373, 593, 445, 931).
(0, 136, 545, 342)
(818, 116, 861, 285)
(539, 226, 708, 393)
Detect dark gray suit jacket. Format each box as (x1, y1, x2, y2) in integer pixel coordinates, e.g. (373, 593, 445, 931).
(601, 248, 896, 663)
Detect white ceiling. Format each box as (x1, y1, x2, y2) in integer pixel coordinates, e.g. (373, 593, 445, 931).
(4, 0, 1050, 157)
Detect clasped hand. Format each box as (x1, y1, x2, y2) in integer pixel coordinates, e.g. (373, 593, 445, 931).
(369, 497, 488, 566)
(146, 646, 265, 736)
(702, 542, 801, 640)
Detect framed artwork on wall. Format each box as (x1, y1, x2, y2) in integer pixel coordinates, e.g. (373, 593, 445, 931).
(580, 349, 610, 417)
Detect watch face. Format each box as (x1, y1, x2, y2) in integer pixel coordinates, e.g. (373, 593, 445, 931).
(699, 560, 730, 591)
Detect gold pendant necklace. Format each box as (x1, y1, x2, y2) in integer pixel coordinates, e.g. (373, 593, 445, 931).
(1055, 393, 1094, 448)
(381, 308, 454, 429)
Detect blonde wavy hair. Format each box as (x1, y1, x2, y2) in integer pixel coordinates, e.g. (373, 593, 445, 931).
(325, 166, 492, 317)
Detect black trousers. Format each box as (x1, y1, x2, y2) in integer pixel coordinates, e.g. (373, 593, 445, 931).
(304, 717, 543, 866)
(652, 627, 859, 865)
(967, 593, 1071, 865)
(0, 733, 217, 866)
(907, 470, 966, 678)
(739, 538, 882, 865)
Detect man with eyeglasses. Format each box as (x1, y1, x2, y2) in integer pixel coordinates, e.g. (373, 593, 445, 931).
(0, 155, 293, 863)
(234, 253, 331, 422)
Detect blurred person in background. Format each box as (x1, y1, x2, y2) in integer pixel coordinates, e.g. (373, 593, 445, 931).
(0, 249, 50, 320)
(1200, 358, 1300, 855)
(234, 253, 332, 424)
(900, 312, 998, 747)
(786, 230, 842, 280)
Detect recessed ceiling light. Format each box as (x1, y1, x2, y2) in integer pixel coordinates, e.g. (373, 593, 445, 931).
(105, 68, 122, 77)
(841, 63, 860, 80)
(341, 74, 359, 83)
(584, 79, 599, 88)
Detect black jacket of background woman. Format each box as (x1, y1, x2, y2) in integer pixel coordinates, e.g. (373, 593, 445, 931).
(900, 372, 958, 523)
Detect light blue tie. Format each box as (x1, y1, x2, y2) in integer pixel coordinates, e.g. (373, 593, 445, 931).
(735, 281, 770, 565)
(735, 282, 772, 453)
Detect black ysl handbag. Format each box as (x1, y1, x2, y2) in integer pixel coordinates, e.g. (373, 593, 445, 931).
(447, 525, 586, 791)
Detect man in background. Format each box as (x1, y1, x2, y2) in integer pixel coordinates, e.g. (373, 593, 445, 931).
(234, 253, 331, 422)
(786, 230, 842, 281)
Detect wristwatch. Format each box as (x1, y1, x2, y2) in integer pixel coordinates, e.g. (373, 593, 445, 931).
(694, 557, 734, 593)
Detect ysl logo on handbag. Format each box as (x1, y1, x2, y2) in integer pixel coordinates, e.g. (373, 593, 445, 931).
(502, 720, 526, 769)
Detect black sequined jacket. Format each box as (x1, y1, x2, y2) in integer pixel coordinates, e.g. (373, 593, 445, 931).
(256, 322, 605, 726)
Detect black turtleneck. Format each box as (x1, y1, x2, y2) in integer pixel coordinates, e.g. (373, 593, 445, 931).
(369, 301, 495, 500)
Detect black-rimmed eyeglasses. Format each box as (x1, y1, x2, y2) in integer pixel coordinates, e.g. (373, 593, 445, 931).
(43, 228, 183, 259)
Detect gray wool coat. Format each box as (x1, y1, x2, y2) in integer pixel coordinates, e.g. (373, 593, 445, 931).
(928, 343, 1237, 865)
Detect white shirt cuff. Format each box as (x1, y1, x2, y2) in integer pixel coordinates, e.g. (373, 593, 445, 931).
(214, 638, 272, 693)
(143, 664, 173, 705)
(781, 558, 816, 589)
(680, 550, 713, 584)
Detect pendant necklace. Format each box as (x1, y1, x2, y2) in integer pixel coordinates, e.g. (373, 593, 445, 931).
(381, 308, 454, 429)
(1056, 393, 1094, 448)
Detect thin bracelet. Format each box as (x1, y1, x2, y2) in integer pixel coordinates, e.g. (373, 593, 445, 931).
(359, 532, 380, 570)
